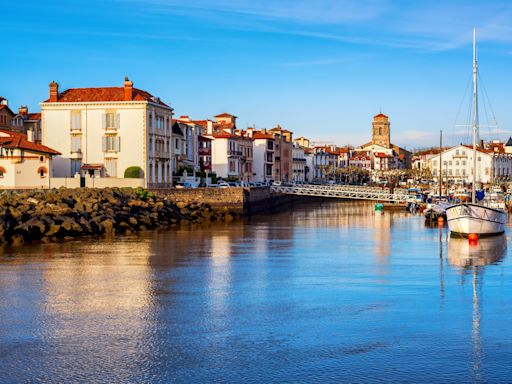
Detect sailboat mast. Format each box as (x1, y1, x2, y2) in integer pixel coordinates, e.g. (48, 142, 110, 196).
(472, 28, 478, 204)
(439, 130, 442, 197)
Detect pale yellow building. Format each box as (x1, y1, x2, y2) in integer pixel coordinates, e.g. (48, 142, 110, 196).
(40, 78, 174, 188)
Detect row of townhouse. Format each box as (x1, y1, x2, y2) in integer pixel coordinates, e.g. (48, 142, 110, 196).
(1, 80, 418, 189)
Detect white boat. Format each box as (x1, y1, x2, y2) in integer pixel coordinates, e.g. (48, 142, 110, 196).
(446, 203, 507, 235)
(446, 29, 508, 236)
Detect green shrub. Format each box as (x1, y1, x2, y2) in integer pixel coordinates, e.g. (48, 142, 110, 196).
(124, 166, 143, 178)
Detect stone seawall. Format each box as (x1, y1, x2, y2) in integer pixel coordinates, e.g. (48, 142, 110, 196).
(0, 188, 239, 246)
(152, 187, 299, 215)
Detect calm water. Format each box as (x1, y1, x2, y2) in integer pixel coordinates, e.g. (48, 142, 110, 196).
(1, 201, 512, 383)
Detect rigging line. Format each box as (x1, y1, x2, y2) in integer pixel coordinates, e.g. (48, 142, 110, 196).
(464, 84, 473, 146)
(478, 71, 500, 139)
(478, 74, 492, 140)
(453, 72, 473, 147)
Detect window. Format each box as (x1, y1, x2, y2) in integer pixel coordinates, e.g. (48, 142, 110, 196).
(70, 111, 81, 131)
(485, 167, 490, 175)
(37, 167, 47, 178)
(229, 159, 237, 174)
(267, 141, 274, 150)
(455, 161, 459, 166)
(71, 136, 82, 153)
(462, 160, 466, 166)
(266, 152, 273, 162)
(39, 156, 45, 162)
(456, 169, 460, 175)
(448, 161, 452, 166)
(175, 138, 179, 150)
(449, 169, 452, 176)
(478, 156, 481, 161)
(433, 160, 437, 166)
(102, 136, 121, 152)
(105, 159, 117, 177)
(0, 115, 6, 125)
(266, 164, 272, 176)
(455, 150, 459, 155)
(103, 112, 119, 129)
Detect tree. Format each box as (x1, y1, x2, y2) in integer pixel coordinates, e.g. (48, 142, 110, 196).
(124, 166, 144, 178)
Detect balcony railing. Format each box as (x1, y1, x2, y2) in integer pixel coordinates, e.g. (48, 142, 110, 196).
(199, 148, 211, 155)
(228, 150, 243, 156)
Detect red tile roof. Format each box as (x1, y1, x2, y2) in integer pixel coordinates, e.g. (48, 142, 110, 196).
(81, 164, 104, 170)
(374, 113, 388, 119)
(215, 112, 237, 118)
(0, 105, 15, 115)
(26, 113, 41, 121)
(210, 131, 239, 139)
(0, 130, 61, 155)
(43, 87, 169, 107)
(374, 152, 393, 158)
(252, 132, 275, 140)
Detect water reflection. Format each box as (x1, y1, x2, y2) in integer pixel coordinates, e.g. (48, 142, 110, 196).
(1, 202, 512, 383)
(446, 235, 507, 383)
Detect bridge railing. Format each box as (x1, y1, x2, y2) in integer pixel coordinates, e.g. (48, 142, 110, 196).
(270, 184, 410, 203)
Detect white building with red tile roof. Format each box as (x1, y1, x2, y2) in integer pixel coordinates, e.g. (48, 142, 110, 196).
(427, 144, 512, 184)
(0, 129, 60, 189)
(40, 77, 174, 188)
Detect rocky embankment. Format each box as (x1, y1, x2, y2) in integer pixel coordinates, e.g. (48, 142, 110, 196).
(0, 188, 237, 246)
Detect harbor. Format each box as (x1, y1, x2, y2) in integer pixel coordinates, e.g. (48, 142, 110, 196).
(1, 200, 511, 383)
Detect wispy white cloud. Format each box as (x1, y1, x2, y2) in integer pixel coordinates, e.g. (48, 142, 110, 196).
(118, 0, 512, 52)
(120, 0, 389, 24)
(278, 55, 373, 67)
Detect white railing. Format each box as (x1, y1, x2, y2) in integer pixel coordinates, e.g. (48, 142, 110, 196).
(270, 184, 410, 203)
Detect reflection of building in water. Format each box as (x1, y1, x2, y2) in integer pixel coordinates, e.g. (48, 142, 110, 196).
(287, 201, 408, 229)
(446, 235, 507, 382)
(373, 212, 391, 260)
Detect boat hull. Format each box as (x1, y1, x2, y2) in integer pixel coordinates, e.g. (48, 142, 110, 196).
(446, 203, 508, 236)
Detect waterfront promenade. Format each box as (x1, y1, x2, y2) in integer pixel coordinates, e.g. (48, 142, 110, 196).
(1, 201, 511, 383)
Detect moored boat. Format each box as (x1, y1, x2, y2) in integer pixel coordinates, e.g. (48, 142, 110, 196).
(446, 203, 507, 236)
(445, 29, 509, 236)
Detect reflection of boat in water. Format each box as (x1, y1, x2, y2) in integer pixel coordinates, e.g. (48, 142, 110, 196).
(445, 234, 506, 382)
(447, 235, 506, 267)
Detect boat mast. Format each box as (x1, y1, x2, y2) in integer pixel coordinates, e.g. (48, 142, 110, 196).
(439, 129, 442, 197)
(472, 28, 478, 204)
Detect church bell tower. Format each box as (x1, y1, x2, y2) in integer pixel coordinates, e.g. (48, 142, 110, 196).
(371, 113, 391, 148)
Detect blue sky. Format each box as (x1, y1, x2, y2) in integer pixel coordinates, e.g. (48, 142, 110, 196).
(2, 0, 512, 148)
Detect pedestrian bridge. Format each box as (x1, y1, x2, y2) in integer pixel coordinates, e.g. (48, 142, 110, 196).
(270, 184, 410, 203)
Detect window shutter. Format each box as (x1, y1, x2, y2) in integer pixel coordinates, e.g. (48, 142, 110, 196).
(116, 114, 120, 129)
(115, 137, 121, 152)
(102, 136, 107, 152)
(102, 114, 107, 130)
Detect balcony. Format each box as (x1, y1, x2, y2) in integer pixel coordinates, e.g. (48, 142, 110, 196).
(199, 147, 211, 156)
(228, 150, 243, 156)
(274, 156, 281, 161)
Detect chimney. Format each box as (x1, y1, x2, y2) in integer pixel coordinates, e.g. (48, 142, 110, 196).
(246, 127, 254, 138)
(49, 81, 59, 102)
(124, 76, 133, 101)
(18, 106, 28, 116)
(480, 139, 484, 149)
(0, 97, 8, 106)
(207, 120, 213, 135)
(27, 128, 34, 142)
